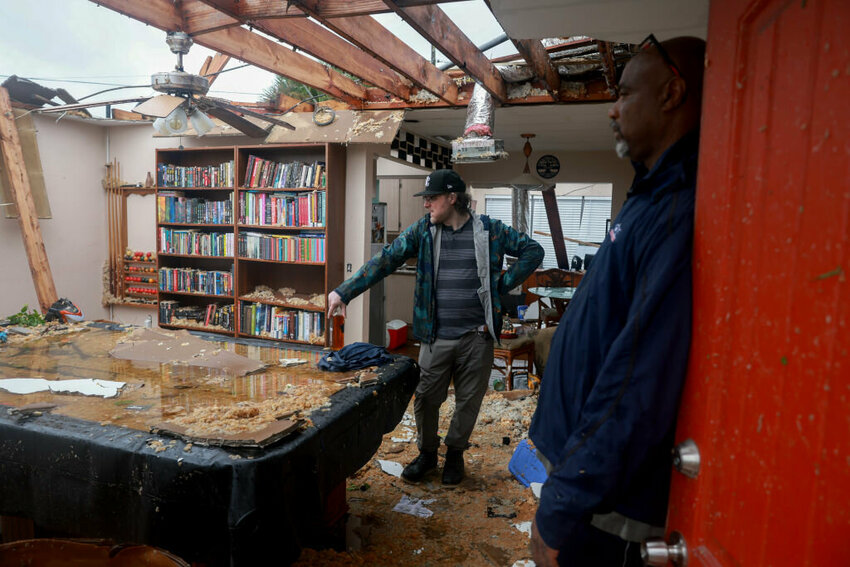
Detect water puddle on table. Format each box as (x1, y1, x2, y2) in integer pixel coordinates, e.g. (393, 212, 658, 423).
(0, 326, 333, 432)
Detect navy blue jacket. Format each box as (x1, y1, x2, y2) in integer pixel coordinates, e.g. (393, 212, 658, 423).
(529, 130, 699, 550)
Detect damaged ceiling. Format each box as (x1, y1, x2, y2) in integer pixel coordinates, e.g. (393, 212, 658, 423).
(71, 0, 643, 152)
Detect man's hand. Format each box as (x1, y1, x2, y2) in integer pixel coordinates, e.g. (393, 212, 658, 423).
(327, 291, 346, 319)
(531, 518, 559, 567)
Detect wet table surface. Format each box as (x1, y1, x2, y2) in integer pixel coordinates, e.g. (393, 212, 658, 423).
(0, 323, 417, 566)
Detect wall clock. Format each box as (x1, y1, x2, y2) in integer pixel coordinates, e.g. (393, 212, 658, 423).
(536, 154, 560, 179)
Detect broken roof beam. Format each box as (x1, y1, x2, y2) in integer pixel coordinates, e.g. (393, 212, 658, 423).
(89, 0, 369, 106)
(383, 1, 507, 103)
(511, 39, 560, 97)
(293, 0, 458, 105)
(198, 53, 231, 87)
(363, 76, 615, 108)
(596, 41, 618, 97)
(197, 0, 411, 100)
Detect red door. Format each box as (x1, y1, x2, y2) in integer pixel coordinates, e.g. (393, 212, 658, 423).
(664, 0, 850, 565)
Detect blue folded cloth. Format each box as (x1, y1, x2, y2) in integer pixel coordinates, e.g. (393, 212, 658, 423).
(317, 342, 394, 372)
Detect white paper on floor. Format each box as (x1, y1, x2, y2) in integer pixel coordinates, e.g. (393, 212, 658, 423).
(0, 378, 126, 398)
(530, 482, 543, 499)
(279, 358, 307, 367)
(393, 495, 436, 518)
(391, 426, 415, 443)
(377, 459, 404, 478)
(513, 521, 532, 537)
(512, 561, 536, 567)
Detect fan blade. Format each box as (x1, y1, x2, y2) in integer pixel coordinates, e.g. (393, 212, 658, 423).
(133, 95, 185, 118)
(203, 106, 271, 138)
(199, 97, 296, 131)
(36, 97, 150, 114)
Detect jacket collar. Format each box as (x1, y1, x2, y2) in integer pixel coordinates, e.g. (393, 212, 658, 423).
(627, 129, 700, 200)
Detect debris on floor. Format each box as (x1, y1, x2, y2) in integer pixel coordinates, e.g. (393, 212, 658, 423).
(294, 390, 541, 566)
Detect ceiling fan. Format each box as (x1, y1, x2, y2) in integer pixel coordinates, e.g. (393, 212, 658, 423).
(38, 32, 295, 138)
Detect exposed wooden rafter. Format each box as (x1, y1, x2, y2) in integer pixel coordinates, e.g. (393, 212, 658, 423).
(596, 40, 619, 97)
(512, 39, 560, 97)
(184, 0, 469, 31)
(87, 0, 621, 111)
(293, 0, 458, 105)
(198, 53, 231, 87)
(383, 1, 507, 103)
(90, 0, 369, 105)
(197, 0, 411, 100)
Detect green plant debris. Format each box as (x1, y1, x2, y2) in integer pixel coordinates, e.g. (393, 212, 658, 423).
(814, 266, 843, 280)
(7, 305, 45, 327)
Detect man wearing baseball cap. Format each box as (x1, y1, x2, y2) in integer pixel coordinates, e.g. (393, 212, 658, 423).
(328, 168, 543, 485)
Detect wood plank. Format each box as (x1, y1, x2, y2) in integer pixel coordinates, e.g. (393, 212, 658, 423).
(199, 53, 231, 86)
(195, 0, 410, 99)
(596, 41, 618, 96)
(275, 93, 314, 113)
(512, 39, 560, 96)
(182, 1, 243, 35)
(296, 0, 458, 104)
(188, 0, 466, 22)
(89, 0, 368, 105)
(384, 1, 506, 103)
(111, 108, 146, 121)
(362, 77, 615, 108)
(0, 87, 58, 313)
(540, 187, 568, 270)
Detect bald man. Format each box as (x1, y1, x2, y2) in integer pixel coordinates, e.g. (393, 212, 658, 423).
(529, 36, 706, 567)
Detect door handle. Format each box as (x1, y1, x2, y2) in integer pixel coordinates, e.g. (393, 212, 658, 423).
(672, 438, 700, 478)
(641, 531, 688, 566)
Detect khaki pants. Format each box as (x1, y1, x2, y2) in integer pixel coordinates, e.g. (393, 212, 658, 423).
(415, 331, 494, 452)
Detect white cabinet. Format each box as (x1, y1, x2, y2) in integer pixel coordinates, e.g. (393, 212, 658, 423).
(379, 177, 426, 233)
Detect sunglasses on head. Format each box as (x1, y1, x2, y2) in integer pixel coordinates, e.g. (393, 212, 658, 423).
(638, 34, 682, 78)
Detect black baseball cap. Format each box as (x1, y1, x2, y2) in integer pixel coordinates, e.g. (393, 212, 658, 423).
(414, 169, 466, 196)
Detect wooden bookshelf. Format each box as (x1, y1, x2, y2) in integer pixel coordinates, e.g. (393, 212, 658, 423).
(155, 144, 345, 347)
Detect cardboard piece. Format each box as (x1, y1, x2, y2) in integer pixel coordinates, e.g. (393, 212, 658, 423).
(151, 417, 301, 449)
(109, 328, 266, 376)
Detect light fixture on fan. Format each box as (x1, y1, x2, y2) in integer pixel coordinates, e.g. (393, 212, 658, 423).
(152, 101, 216, 136)
(188, 106, 216, 136)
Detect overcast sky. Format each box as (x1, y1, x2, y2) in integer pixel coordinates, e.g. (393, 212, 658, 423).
(0, 0, 515, 117)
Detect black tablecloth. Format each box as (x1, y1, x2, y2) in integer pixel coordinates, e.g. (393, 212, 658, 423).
(0, 355, 418, 565)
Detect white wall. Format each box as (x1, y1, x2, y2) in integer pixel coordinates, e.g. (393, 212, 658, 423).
(1, 115, 108, 321)
(340, 144, 380, 343)
(456, 149, 633, 218)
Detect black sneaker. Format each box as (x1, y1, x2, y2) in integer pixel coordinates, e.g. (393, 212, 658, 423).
(401, 451, 438, 482)
(442, 449, 465, 485)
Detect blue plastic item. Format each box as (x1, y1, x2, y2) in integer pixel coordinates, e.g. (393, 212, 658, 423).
(0, 331, 6, 343)
(508, 439, 548, 487)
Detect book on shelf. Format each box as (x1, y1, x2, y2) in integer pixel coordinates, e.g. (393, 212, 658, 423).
(157, 160, 234, 188)
(243, 155, 326, 189)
